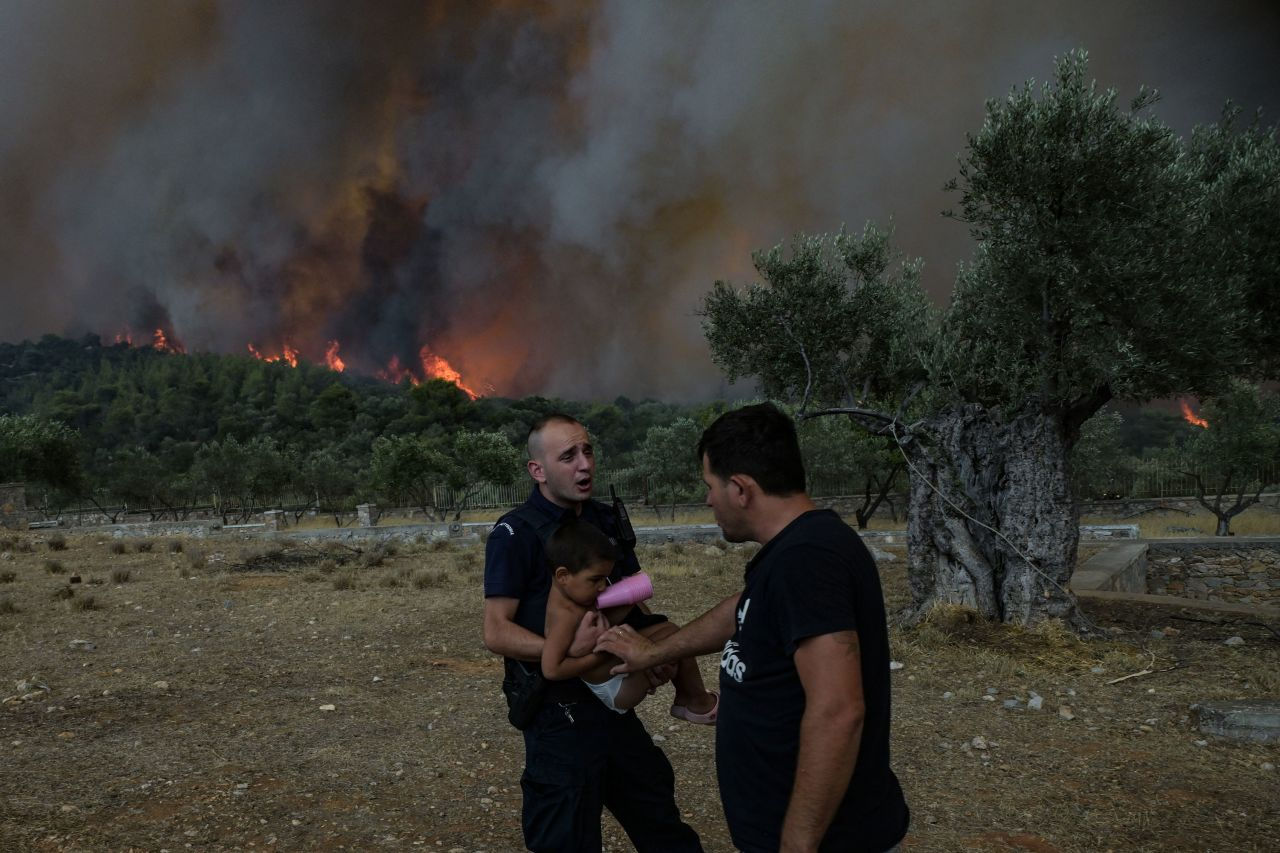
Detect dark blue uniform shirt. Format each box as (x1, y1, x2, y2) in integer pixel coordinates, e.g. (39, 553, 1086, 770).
(484, 485, 641, 639)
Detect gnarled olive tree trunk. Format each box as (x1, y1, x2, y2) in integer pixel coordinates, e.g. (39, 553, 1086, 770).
(901, 404, 1082, 626)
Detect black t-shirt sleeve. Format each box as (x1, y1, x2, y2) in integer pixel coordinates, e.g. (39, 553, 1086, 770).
(769, 543, 860, 656)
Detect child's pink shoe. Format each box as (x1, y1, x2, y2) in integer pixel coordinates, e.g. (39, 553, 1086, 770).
(670, 691, 719, 725)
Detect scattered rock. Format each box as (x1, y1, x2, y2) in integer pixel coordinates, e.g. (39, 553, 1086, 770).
(652, 734, 666, 743)
(1003, 699, 1021, 710)
(889, 661, 904, 671)
(1224, 636, 1245, 646)
(151, 681, 169, 690)
(1028, 693, 1044, 712)
(1090, 665, 1105, 674)
(942, 691, 954, 700)
(1058, 706, 1076, 721)
(981, 695, 995, 702)
(1262, 762, 1275, 772)
(1194, 739, 1209, 747)
(318, 704, 336, 712)
(68, 640, 96, 651)
(971, 736, 988, 750)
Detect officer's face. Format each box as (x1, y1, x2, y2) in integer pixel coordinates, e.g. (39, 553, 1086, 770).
(530, 420, 595, 507)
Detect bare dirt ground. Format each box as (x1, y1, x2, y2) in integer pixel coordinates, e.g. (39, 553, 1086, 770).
(1, 530, 1277, 852)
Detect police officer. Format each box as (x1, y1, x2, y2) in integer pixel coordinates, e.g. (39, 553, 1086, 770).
(482, 413, 703, 853)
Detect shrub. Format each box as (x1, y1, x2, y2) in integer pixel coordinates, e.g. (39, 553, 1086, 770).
(382, 542, 399, 557)
(111, 569, 131, 584)
(428, 539, 453, 553)
(51, 586, 74, 600)
(302, 571, 322, 583)
(109, 542, 127, 555)
(44, 559, 65, 575)
(177, 565, 191, 579)
(332, 573, 356, 591)
(360, 547, 387, 569)
(47, 534, 67, 551)
(318, 559, 338, 575)
(135, 541, 154, 553)
(413, 569, 448, 590)
(16, 539, 34, 553)
(0, 596, 17, 615)
(167, 540, 184, 554)
(379, 574, 401, 588)
(68, 594, 98, 612)
(0, 535, 13, 550)
(0, 571, 15, 583)
(186, 549, 206, 570)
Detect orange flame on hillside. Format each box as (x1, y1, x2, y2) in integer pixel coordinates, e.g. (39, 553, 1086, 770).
(1180, 399, 1209, 429)
(377, 346, 478, 399)
(324, 340, 345, 372)
(152, 328, 185, 354)
(247, 342, 299, 367)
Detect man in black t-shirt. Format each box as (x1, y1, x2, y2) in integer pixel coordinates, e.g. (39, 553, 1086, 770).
(597, 403, 909, 852)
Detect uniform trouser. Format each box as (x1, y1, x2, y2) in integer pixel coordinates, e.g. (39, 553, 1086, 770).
(520, 696, 704, 853)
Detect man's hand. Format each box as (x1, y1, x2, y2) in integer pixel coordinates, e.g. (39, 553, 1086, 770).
(593, 623, 659, 673)
(568, 610, 607, 658)
(643, 662, 677, 692)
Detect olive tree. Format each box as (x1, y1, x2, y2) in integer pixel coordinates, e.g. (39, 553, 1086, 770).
(702, 51, 1279, 625)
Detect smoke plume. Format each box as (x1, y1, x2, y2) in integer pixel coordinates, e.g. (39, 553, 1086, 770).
(2, 0, 1277, 399)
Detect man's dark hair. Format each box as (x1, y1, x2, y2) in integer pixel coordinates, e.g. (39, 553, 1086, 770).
(526, 413, 584, 457)
(696, 403, 807, 496)
(546, 517, 619, 574)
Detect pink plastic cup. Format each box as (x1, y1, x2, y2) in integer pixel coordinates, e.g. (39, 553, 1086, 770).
(597, 572, 653, 609)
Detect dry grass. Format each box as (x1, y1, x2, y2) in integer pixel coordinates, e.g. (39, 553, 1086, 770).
(0, 596, 16, 615)
(1082, 504, 1280, 538)
(46, 534, 66, 551)
(43, 559, 65, 575)
(110, 569, 131, 584)
(0, 571, 15, 584)
(0, 531, 1275, 852)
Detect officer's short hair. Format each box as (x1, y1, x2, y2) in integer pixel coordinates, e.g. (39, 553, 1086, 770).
(546, 517, 619, 574)
(527, 413, 583, 458)
(696, 403, 806, 496)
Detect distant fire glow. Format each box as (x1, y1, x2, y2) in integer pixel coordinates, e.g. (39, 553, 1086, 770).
(324, 340, 345, 372)
(377, 346, 478, 399)
(1180, 399, 1209, 429)
(247, 343, 299, 368)
(112, 327, 476, 396)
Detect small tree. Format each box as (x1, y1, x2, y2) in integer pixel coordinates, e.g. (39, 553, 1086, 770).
(797, 415, 904, 528)
(1164, 382, 1280, 535)
(0, 414, 83, 492)
(448, 430, 523, 520)
(371, 434, 454, 520)
(638, 418, 703, 521)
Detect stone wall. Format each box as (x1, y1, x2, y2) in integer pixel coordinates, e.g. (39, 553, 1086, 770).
(0, 482, 26, 530)
(1146, 540, 1280, 606)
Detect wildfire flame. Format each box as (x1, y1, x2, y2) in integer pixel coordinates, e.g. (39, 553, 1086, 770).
(113, 325, 476, 397)
(324, 340, 345, 372)
(247, 342, 299, 368)
(152, 328, 185, 354)
(377, 346, 478, 399)
(1180, 399, 1209, 429)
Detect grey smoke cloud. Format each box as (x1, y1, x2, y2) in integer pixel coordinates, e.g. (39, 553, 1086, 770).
(1, 1, 1277, 399)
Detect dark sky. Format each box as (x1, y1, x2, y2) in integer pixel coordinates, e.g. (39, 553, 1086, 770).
(2, 0, 1277, 399)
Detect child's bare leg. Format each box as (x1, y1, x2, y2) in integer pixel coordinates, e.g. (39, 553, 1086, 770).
(641, 621, 717, 714)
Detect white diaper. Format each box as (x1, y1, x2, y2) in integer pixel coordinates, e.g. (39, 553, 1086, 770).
(584, 673, 628, 713)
